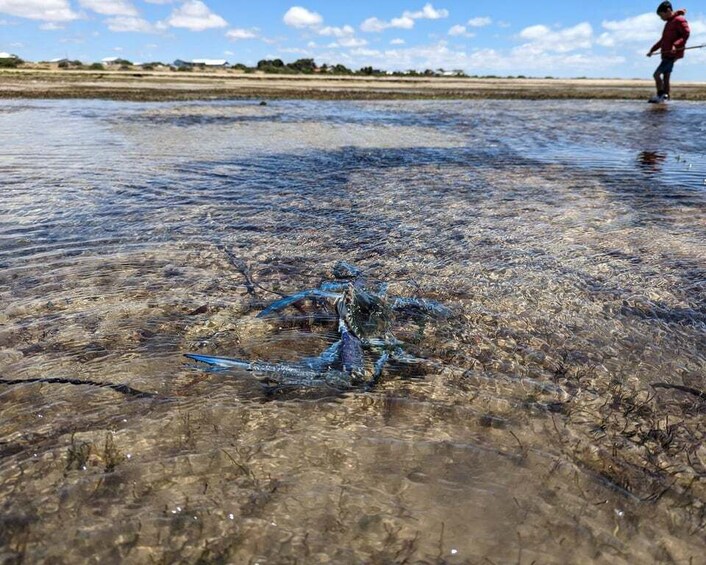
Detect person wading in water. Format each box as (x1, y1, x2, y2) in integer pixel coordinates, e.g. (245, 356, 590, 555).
(647, 2, 690, 103)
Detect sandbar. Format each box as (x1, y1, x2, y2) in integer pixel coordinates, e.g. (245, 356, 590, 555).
(2, 69, 706, 101)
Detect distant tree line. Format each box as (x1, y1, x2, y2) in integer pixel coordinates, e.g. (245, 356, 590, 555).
(252, 59, 474, 77)
(5, 55, 553, 79)
(0, 55, 23, 68)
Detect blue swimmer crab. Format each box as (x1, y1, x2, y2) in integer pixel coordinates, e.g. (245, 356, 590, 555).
(185, 261, 451, 390)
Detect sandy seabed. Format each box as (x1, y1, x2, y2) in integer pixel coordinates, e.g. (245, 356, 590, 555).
(1, 93, 704, 564)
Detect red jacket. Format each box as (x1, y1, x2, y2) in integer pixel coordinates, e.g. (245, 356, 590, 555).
(651, 9, 690, 60)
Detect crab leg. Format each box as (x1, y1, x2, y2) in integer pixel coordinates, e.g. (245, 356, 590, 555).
(184, 353, 252, 369)
(391, 297, 452, 318)
(372, 352, 390, 383)
(338, 319, 365, 376)
(389, 347, 429, 365)
(184, 353, 351, 388)
(301, 340, 341, 372)
(319, 281, 354, 293)
(257, 289, 341, 318)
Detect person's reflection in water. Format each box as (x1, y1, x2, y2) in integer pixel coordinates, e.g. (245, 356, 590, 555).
(637, 150, 667, 173)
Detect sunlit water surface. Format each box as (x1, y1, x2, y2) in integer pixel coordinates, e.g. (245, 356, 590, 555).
(1, 99, 705, 563)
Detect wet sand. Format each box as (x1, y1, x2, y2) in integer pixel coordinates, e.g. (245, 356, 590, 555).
(2, 69, 706, 101)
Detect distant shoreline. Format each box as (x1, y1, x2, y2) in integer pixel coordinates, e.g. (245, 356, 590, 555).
(2, 69, 706, 101)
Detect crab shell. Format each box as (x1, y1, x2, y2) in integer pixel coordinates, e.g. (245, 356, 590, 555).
(336, 284, 391, 340)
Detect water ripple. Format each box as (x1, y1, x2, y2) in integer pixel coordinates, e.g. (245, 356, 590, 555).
(1, 98, 704, 563)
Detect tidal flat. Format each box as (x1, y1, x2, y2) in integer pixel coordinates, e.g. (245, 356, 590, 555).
(3, 69, 706, 101)
(0, 99, 704, 563)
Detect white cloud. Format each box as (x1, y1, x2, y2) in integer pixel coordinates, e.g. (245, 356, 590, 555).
(597, 13, 661, 47)
(336, 36, 367, 48)
(360, 17, 385, 32)
(40, 22, 64, 30)
(361, 15, 413, 32)
(0, 0, 79, 22)
(338, 40, 624, 77)
(166, 0, 226, 31)
(279, 46, 311, 55)
(392, 16, 415, 28)
(390, 38, 405, 45)
(467, 17, 491, 28)
(406, 3, 448, 20)
(317, 24, 366, 47)
(349, 47, 380, 58)
(448, 24, 466, 36)
(319, 24, 355, 37)
(78, 0, 138, 17)
(361, 3, 448, 33)
(519, 25, 549, 41)
(283, 6, 322, 29)
(349, 41, 468, 71)
(597, 12, 706, 51)
(106, 15, 155, 32)
(518, 22, 593, 53)
(226, 27, 258, 40)
(690, 19, 706, 56)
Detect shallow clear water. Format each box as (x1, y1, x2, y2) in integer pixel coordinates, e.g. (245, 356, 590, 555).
(1, 99, 705, 563)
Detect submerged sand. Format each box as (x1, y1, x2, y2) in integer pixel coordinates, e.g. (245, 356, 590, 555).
(1, 99, 705, 563)
(2, 69, 706, 101)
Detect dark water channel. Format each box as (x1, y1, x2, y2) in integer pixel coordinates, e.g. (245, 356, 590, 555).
(1, 99, 705, 563)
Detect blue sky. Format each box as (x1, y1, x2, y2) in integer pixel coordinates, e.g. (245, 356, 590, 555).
(1, 1, 704, 79)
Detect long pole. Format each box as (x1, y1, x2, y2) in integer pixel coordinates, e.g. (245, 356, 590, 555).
(656, 43, 706, 55)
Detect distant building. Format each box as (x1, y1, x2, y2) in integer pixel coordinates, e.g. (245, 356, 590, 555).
(192, 59, 230, 68)
(0, 52, 17, 59)
(49, 58, 70, 64)
(172, 58, 230, 69)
